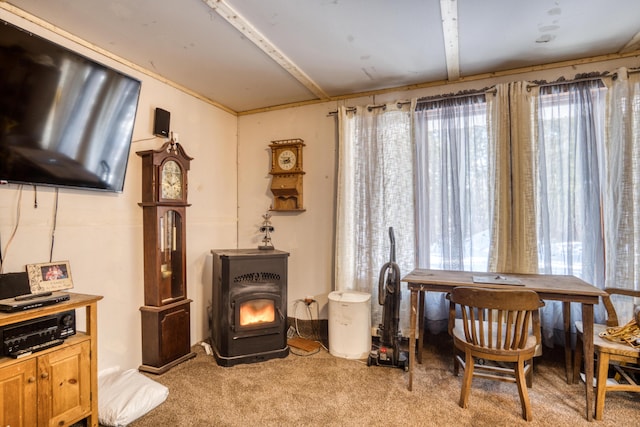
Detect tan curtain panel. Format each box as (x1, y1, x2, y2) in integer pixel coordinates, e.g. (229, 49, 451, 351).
(487, 82, 539, 274)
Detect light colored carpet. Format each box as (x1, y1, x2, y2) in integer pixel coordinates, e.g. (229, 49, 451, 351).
(127, 334, 637, 426)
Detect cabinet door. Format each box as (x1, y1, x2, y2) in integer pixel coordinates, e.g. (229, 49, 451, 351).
(37, 341, 91, 427)
(141, 300, 191, 368)
(0, 359, 37, 427)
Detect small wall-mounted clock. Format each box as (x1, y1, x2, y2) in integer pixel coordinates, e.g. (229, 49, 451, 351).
(269, 138, 305, 211)
(137, 139, 195, 374)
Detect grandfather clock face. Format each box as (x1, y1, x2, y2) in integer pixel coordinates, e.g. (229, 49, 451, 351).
(161, 160, 183, 200)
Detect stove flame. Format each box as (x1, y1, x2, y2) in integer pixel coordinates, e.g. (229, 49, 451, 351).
(240, 299, 275, 326)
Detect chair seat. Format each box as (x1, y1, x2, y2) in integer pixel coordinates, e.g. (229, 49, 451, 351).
(576, 321, 640, 359)
(452, 319, 538, 359)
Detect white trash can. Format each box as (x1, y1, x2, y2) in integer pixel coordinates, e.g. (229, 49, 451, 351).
(328, 290, 371, 359)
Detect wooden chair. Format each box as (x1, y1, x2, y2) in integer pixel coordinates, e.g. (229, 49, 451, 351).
(573, 287, 640, 420)
(448, 287, 544, 421)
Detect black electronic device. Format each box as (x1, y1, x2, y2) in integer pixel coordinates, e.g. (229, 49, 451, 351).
(0, 272, 30, 300)
(0, 310, 76, 358)
(0, 292, 70, 312)
(0, 19, 141, 193)
(153, 108, 171, 137)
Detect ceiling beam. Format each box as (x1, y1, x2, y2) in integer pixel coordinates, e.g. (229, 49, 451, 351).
(202, 0, 330, 100)
(440, 0, 460, 81)
(621, 30, 640, 53)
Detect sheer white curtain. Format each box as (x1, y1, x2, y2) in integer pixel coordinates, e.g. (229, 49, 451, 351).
(536, 80, 607, 341)
(413, 94, 491, 331)
(335, 103, 416, 334)
(604, 68, 640, 322)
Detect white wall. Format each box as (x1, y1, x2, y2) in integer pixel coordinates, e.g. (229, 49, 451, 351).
(0, 10, 238, 371)
(237, 103, 343, 319)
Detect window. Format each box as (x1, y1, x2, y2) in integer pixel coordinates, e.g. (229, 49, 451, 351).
(336, 71, 640, 337)
(414, 95, 491, 272)
(536, 81, 606, 287)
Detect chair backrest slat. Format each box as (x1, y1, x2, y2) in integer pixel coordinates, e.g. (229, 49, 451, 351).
(461, 305, 471, 343)
(451, 287, 544, 351)
(488, 309, 495, 348)
(478, 308, 485, 347)
(496, 310, 503, 349)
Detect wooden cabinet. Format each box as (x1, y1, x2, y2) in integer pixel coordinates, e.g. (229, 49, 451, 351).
(140, 299, 192, 373)
(0, 293, 102, 427)
(0, 358, 37, 426)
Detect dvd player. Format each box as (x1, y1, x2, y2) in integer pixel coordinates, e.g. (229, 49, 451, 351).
(0, 292, 70, 312)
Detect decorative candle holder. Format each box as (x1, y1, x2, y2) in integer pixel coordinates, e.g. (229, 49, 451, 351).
(259, 210, 275, 250)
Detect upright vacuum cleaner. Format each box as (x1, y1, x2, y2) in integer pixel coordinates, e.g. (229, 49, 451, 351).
(367, 227, 408, 371)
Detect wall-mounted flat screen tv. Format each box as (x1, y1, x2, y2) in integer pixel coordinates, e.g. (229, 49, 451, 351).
(0, 19, 141, 193)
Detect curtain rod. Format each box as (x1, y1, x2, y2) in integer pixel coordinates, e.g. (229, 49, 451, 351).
(488, 70, 640, 94)
(328, 67, 640, 115)
(530, 73, 609, 88)
(327, 101, 411, 116)
(483, 74, 609, 95)
(417, 89, 488, 104)
(613, 67, 640, 79)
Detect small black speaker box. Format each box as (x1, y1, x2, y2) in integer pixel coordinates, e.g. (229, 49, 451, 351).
(153, 108, 170, 137)
(0, 272, 30, 299)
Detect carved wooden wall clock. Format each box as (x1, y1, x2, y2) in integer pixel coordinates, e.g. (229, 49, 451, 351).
(269, 138, 305, 211)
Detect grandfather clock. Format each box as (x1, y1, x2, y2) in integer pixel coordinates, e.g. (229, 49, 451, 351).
(137, 139, 196, 374)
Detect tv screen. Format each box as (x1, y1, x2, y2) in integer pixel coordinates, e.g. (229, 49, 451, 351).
(0, 19, 141, 192)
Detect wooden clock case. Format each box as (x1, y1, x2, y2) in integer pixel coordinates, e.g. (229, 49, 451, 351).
(269, 138, 305, 211)
(137, 140, 195, 373)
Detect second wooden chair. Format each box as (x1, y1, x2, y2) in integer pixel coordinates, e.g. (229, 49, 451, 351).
(573, 287, 640, 420)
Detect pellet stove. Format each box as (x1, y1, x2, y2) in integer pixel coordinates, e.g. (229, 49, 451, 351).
(210, 249, 289, 366)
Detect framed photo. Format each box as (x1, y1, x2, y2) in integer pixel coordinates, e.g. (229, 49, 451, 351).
(26, 261, 74, 293)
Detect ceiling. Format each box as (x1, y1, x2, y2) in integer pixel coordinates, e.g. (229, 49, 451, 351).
(5, 0, 640, 114)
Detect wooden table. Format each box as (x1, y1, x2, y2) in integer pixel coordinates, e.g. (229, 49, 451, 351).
(403, 268, 607, 421)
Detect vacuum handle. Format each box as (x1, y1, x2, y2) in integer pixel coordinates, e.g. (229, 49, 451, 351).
(388, 227, 396, 263)
(378, 261, 400, 305)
